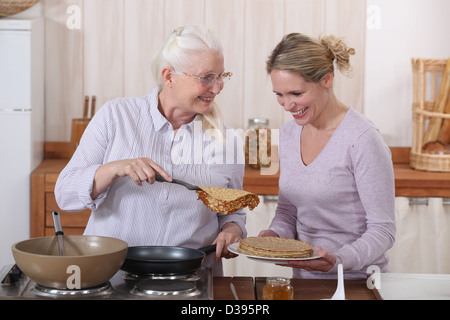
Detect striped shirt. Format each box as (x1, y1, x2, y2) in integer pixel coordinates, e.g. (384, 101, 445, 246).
(55, 88, 247, 274)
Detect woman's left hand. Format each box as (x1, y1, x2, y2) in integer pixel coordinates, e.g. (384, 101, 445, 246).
(212, 222, 243, 262)
(284, 246, 336, 272)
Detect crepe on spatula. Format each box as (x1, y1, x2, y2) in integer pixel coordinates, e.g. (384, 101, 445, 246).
(155, 174, 259, 215)
(195, 186, 260, 215)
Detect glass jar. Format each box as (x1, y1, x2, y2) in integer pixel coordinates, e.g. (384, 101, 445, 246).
(262, 277, 294, 300)
(245, 118, 271, 169)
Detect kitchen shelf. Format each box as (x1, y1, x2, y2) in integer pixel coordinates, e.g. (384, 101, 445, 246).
(29, 143, 450, 237)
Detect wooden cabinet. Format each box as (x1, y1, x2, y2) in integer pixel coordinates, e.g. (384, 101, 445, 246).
(30, 159, 90, 237)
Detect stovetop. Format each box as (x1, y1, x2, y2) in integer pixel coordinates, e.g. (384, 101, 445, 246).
(0, 264, 213, 300)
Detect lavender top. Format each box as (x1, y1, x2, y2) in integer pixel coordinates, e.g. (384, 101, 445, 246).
(269, 108, 395, 279)
(55, 88, 246, 275)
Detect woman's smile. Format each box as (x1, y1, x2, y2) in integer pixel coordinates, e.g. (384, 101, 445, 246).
(291, 106, 309, 118)
(198, 96, 214, 103)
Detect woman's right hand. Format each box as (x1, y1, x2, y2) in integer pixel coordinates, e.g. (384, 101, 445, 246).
(258, 229, 279, 237)
(91, 158, 172, 199)
(114, 158, 171, 186)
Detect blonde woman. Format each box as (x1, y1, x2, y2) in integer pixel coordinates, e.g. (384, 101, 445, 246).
(259, 33, 395, 279)
(55, 26, 245, 275)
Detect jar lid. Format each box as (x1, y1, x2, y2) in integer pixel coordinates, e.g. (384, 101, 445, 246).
(248, 118, 269, 126)
(266, 277, 291, 285)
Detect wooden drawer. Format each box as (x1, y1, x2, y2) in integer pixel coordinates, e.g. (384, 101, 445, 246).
(45, 193, 91, 228)
(31, 158, 92, 238)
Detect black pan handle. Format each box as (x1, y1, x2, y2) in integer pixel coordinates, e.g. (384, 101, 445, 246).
(198, 244, 217, 255)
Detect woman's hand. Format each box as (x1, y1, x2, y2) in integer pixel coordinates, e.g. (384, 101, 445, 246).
(91, 158, 172, 199)
(114, 158, 171, 186)
(258, 229, 279, 237)
(285, 246, 336, 272)
(212, 222, 243, 262)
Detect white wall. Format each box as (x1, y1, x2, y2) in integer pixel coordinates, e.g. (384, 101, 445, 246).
(364, 0, 450, 146)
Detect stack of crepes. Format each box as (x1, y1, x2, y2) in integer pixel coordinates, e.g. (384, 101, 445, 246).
(195, 186, 260, 215)
(238, 236, 313, 258)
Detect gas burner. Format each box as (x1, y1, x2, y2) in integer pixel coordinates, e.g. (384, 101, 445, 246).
(32, 282, 112, 298)
(0, 266, 213, 300)
(130, 279, 200, 297)
(123, 271, 200, 282)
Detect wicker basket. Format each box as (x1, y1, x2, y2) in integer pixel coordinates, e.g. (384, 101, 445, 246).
(0, 0, 40, 17)
(410, 58, 450, 172)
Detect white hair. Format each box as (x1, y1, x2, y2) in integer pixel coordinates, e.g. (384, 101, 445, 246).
(151, 25, 225, 134)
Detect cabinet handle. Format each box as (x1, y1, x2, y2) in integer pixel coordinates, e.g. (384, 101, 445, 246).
(263, 195, 278, 203)
(408, 198, 450, 205)
(408, 198, 428, 206)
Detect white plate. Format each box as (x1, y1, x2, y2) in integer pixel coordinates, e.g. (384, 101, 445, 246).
(228, 243, 320, 265)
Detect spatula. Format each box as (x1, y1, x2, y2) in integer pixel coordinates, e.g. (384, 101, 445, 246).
(155, 174, 201, 191)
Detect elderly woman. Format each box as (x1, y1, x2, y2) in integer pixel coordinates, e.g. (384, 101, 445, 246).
(259, 33, 395, 279)
(55, 26, 246, 275)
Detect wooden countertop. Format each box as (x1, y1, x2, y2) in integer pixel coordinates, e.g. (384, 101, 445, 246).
(254, 277, 379, 300)
(37, 143, 450, 197)
(213, 277, 255, 300)
(244, 146, 450, 197)
(392, 163, 450, 197)
(245, 162, 450, 197)
(213, 276, 378, 300)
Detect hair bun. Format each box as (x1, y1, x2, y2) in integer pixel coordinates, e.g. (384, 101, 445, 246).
(320, 35, 355, 77)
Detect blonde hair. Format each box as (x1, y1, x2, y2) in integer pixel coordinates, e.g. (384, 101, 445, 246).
(266, 33, 356, 82)
(152, 25, 224, 133)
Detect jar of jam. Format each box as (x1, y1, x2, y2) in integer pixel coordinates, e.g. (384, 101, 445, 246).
(262, 277, 294, 300)
(245, 118, 271, 169)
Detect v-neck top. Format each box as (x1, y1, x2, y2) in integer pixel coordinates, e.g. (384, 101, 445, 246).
(269, 108, 396, 279)
(297, 112, 345, 168)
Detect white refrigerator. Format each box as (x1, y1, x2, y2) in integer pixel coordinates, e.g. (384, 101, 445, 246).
(0, 18, 44, 266)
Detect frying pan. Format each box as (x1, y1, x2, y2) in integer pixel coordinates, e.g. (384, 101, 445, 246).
(121, 244, 216, 275)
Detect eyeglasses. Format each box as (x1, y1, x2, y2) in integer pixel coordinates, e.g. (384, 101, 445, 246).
(173, 69, 233, 86)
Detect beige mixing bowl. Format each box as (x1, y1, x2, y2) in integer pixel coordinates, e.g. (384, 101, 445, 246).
(12, 235, 128, 289)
